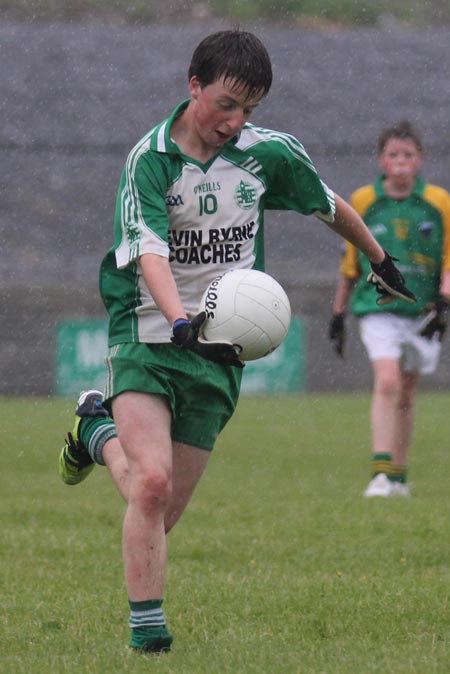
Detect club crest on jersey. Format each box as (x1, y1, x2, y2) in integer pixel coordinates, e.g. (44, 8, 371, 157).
(234, 181, 257, 210)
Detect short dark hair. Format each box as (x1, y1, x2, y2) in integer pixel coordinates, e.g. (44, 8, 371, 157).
(377, 120, 423, 154)
(188, 30, 273, 100)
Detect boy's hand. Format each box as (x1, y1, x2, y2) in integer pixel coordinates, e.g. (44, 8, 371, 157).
(367, 250, 417, 305)
(171, 314, 244, 368)
(419, 296, 450, 341)
(328, 313, 346, 357)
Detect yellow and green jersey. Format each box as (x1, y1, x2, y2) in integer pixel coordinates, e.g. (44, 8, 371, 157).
(101, 99, 336, 345)
(340, 176, 450, 317)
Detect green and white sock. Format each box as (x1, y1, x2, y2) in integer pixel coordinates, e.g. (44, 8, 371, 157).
(129, 599, 171, 650)
(79, 417, 117, 466)
(129, 599, 165, 629)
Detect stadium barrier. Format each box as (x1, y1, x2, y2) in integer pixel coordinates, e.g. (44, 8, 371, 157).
(55, 317, 306, 396)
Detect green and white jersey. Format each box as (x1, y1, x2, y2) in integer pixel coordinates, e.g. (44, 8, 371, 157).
(100, 99, 335, 344)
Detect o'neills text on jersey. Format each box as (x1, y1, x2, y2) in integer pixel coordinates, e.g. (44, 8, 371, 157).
(193, 182, 221, 194)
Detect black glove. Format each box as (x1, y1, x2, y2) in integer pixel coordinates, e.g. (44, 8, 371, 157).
(419, 295, 450, 341)
(171, 313, 244, 368)
(328, 313, 346, 357)
(367, 250, 417, 305)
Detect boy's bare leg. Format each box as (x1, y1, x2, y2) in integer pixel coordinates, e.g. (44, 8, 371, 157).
(365, 358, 418, 496)
(112, 391, 172, 600)
(393, 370, 419, 469)
(165, 441, 210, 533)
(371, 358, 401, 458)
(102, 437, 129, 501)
(102, 437, 210, 533)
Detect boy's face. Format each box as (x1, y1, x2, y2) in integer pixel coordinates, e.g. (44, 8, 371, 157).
(378, 137, 422, 184)
(188, 75, 264, 149)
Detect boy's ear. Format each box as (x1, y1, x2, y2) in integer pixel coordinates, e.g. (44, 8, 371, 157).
(189, 76, 201, 100)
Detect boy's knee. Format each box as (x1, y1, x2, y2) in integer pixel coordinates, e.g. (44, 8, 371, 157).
(131, 468, 172, 512)
(375, 374, 400, 398)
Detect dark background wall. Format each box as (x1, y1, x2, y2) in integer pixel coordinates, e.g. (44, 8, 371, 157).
(2, 21, 450, 394)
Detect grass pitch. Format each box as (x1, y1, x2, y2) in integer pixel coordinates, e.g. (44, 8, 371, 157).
(2, 392, 450, 674)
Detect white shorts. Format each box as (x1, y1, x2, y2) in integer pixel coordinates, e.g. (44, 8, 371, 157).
(358, 313, 441, 375)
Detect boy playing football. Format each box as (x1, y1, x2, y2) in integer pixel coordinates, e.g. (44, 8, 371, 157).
(329, 120, 450, 497)
(59, 31, 415, 652)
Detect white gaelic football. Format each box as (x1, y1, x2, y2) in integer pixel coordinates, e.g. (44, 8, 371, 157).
(199, 269, 291, 362)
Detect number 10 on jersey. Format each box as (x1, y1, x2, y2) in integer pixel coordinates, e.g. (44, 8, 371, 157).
(199, 194, 218, 215)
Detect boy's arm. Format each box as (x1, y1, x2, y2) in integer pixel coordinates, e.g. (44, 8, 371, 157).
(440, 270, 450, 300)
(140, 253, 243, 367)
(419, 270, 450, 341)
(328, 273, 356, 358)
(141, 253, 187, 325)
(326, 194, 384, 263)
(326, 193, 416, 304)
(332, 274, 355, 315)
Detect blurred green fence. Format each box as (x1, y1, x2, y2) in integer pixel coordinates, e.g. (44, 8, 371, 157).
(55, 317, 305, 396)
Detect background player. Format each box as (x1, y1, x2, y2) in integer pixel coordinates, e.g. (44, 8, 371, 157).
(329, 120, 450, 497)
(59, 32, 415, 653)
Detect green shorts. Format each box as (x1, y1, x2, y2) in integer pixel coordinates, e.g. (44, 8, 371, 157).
(104, 343, 243, 451)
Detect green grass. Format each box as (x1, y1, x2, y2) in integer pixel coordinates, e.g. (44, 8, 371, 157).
(2, 392, 450, 673)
